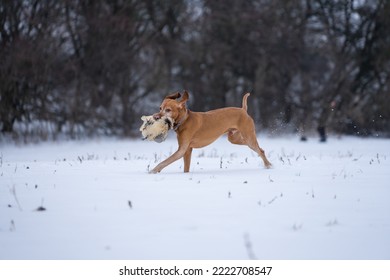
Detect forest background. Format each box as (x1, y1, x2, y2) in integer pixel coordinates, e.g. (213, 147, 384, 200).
(1, 0, 389, 141)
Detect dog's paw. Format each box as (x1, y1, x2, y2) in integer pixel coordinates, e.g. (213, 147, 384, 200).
(149, 168, 159, 174)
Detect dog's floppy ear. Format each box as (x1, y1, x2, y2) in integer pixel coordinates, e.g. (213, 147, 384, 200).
(165, 92, 181, 100)
(180, 90, 189, 103)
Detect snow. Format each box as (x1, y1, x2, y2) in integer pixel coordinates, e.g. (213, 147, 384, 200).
(0, 135, 389, 260)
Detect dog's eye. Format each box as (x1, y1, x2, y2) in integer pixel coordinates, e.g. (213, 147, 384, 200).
(165, 108, 171, 113)
(159, 107, 162, 111)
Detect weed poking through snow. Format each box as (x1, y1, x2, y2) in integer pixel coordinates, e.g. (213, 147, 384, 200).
(35, 198, 46, 211)
(9, 220, 16, 232)
(10, 185, 23, 211)
(244, 233, 257, 260)
(292, 223, 303, 231)
(326, 219, 339, 227)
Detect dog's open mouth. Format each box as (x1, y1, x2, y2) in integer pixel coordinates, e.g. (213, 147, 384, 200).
(164, 118, 173, 129)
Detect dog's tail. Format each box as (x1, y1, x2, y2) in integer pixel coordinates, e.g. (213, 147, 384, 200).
(242, 93, 250, 111)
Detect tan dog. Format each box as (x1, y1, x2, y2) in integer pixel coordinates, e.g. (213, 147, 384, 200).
(150, 91, 272, 173)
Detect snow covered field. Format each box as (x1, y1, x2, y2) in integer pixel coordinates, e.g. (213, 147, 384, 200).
(0, 135, 389, 260)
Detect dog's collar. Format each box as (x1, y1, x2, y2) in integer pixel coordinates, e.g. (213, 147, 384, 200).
(173, 109, 188, 131)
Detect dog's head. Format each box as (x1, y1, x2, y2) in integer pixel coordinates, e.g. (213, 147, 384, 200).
(153, 90, 189, 122)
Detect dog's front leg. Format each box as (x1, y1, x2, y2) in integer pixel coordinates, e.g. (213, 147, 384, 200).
(150, 145, 189, 174)
(183, 147, 193, 173)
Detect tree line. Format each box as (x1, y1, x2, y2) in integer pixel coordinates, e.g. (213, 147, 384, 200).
(1, 0, 389, 140)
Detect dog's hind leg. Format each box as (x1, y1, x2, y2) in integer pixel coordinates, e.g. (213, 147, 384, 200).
(253, 142, 272, 168)
(247, 136, 272, 168)
(239, 122, 272, 168)
(227, 129, 247, 145)
(228, 128, 271, 168)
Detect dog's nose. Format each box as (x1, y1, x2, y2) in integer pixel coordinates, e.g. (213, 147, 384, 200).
(153, 113, 161, 120)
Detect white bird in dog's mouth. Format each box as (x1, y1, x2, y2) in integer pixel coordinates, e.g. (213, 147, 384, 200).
(139, 115, 174, 143)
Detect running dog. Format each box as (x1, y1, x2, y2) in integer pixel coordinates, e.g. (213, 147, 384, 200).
(150, 91, 272, 173)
